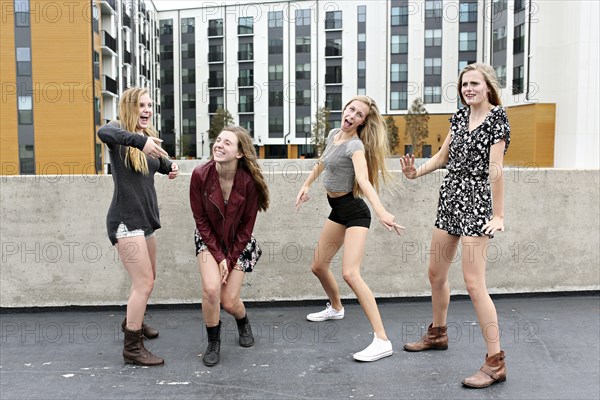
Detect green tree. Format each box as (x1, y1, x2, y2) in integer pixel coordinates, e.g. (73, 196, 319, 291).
(404, 98, 429, 157)
(311, 106, 331, 157)
(207, 108, 235, 147)
(385, 116, 400, 154)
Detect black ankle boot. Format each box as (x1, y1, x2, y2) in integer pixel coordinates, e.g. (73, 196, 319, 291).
(236, 315, 254, 348)
(203, 322, 221, 367)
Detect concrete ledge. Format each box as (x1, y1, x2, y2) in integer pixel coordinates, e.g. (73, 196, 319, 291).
(1, 166, 598, 307)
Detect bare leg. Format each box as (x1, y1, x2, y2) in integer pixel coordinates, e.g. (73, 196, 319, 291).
(198, 251, 221, 327)
(461, 236, 501, 355)
(118, 237, 154, 331)
(341, 227, 388, 340)
(310, 219, 346, 311)
(429, 228, 460, 326)
(220, 270, 246, 319)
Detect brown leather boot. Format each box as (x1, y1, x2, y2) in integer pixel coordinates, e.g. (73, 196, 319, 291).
(123, 326, 164, 366)
(403, 323, 448, 352)
(462, 351, 506, 388)
(122, 317, 159, 339)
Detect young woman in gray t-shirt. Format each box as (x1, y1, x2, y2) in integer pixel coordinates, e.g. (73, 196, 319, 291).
(295, 95, 404, 362)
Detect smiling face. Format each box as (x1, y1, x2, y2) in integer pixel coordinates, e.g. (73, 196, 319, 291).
(341, 100, 370, 132)
(213, 130, 242, 163)
(136, 93, 153, 132)
(460, 70, 490, 107)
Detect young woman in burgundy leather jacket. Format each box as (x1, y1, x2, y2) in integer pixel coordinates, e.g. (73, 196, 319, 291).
(190, 126, 269, 367)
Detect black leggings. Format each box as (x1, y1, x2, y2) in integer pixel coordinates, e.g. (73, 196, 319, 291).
(327, 192, 371, 228)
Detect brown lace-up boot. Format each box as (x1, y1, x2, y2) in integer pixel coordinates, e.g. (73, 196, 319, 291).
(122, 326, 164, 366)
(122, 318, 159, 339)
(462, 351, 506, 388)
(403, 323, 448, 352)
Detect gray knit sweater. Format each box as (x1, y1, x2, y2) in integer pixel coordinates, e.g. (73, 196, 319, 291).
(97, 121, 173, 245)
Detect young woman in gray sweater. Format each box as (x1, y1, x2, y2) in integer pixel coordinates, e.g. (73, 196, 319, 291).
(98, 87, 179, 366)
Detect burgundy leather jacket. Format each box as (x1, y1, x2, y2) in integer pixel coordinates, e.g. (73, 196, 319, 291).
(189, 160, 259, 271)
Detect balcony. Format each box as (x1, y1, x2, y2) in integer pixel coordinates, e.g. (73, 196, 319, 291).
(122, 10, 131, 28)
(238, 77, 253, 87)
(208, 52, 223, 62)
(238, 51, 253, 61)
(101, 31, 117, 55)
(102, 75, 118, 95)
(100, 0, 116, 14)
(208, 78, 224, 88)
(123, 50, 131, 65)
(208, 27, 223, 37)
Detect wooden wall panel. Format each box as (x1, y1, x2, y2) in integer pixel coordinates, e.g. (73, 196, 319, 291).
(29, 0, 95, 174)
(0, 2, 20, 174)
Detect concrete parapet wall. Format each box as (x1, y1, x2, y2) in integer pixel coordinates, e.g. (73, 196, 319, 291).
(1, 166, 598, 307)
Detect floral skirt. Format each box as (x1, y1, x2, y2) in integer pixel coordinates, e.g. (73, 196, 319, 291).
(194, 229, 262, 272)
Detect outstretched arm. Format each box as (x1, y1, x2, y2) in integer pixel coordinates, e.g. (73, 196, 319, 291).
(400, 129, 451, 179)
(295, 161, 325, 210)
(353, 150, 404, 235)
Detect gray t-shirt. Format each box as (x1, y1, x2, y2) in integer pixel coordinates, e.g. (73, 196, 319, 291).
(321, 128, 365, 193)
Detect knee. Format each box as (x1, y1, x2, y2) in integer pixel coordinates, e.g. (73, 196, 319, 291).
(464, 279, 487, 300)
(202, 284, 221, 305)
(428, 268, 447, 288)
(133, 278, 154, 298)
(342, 269, 361, 288)
(311, 261, 328, 277)
(220, 295, 239, 314)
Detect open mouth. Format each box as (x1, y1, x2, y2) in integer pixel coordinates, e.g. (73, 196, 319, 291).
(343, 118, 352, 128)
(139, 116, 150, 124)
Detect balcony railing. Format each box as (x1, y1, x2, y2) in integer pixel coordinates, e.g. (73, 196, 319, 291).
(208, 52, 223, 62)
(208, 78, 224, 87)
(102, 75, 118, 94)
(123, 50, 131, 64)
(102, 31, 117, 53)
(238, 77, 253, 87)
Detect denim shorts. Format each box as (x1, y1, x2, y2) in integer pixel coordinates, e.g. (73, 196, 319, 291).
(327, 192, 371, 228)
(115, 222, 155, 240)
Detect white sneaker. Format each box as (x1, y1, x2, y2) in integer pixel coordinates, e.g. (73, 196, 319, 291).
(353, 334, 393, 362)
(306, 302, 345, 322)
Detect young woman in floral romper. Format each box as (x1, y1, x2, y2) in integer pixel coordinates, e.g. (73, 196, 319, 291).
(400, 63, 510, 388)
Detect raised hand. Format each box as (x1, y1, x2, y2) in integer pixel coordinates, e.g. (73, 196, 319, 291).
(142, 137, 169, 159)
(399, 154, 417, 179)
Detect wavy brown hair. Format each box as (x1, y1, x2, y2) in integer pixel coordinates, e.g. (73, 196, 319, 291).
(220, 126, 269, 212)
(118, 87, 159, 175)
(342, 96, 393, 197)
(458, 63, 502, 106)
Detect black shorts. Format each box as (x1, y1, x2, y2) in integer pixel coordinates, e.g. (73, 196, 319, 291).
(327, 192, 371, 228)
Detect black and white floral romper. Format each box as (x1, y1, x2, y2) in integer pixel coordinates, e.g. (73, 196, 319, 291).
(434, 106, 510, 237)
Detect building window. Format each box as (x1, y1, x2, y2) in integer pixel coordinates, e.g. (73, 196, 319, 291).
(459, 2, 478, 22)
(390, 92, 407, 110)
(238, 16, 253, 35)
(325, 38, 342, 57)
(296, 9, 311, 26)
(160, 19, 173, 35)
(512, 65, 524, 94)
(181, 17, 195, 33)
(325, 92, 342, 110)
(296, 116, 311, 136)
(358, 60, 366, 78)
(208, 19, 223, 36)
(240, 94, 254, 112)
(493, 0, 508, 14)
(358, 33, 366, 51)
(269, 90, 283, 107)
(19, 144, 34, 174)
(422, 144, 432, 158)
(181, 43, 195, 58)
(358, 6, 366, 23)
(18, 96, 33, 124)
(391, 35, 408, 54)
(238, 68, 253, 87)
(160, 44, 173, 59)
(425, 29, 442, 47)
(493, 26, 507, 51)
(269, 64, 283, 80)
(424, 86, 441, 103)
(325, 11, 342, 30)
(269, 38, 283, 54)
(269, 116, 283, 134)
(514, 23, 525, 54)
(238, 43, 253, 60)
(296, 37, 311, 53)
(515, 0, 525, 11)
(296, 89, 311, 106)
(182, 68, 195, 84)
(182, 118, 196, 134)
(325, 66, 342, 84)
(208, 70, 223, 87)
(209, 95, 224, 113)
(93, 50, 100, 79)
(296, 63, 311, 80)
(92, 2, 99, 32)
(425, 58, 442, 75)
(391, 6, 408, 26)
(425, 0, 443, 19)
(182, 93, 195, 109)
(208, 44, 223, 62)
(495, 65, 506, 87)
(14, 0, 30, 26)
(268, 11, 283, 28)
(391, 63, 407, 82)
(16, 47, 31, 76)
(459, 31, 477, 51)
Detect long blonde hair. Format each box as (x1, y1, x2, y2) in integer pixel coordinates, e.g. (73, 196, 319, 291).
(118, 87, 159, 175)
(343, 96, 392, 197)
(458, 63, 502, 106)
(219, 126, 270, 211)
